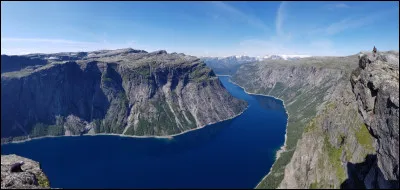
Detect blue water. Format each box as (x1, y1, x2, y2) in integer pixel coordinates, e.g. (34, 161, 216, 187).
(1, 76, 287, 188)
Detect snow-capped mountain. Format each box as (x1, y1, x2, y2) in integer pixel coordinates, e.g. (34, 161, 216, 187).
(200, 54, 311, 75)
(262, 54, 311, 60)
(202, 55, 259, 65)
(200, 56, 258, 75)
(201, 54, 311, 63)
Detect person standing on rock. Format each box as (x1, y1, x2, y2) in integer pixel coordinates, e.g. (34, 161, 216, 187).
(373, 46, 377, 57)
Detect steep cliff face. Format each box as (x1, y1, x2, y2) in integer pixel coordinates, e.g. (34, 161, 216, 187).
(232, 52, 399, 189)
(1, 49, 247, 142)
(278, 51, 399, 189)
(1, 154, 50, 189)
(350, 52, 399, 188)
(232, 55, 359, 188)
(278, 77, 376, 189)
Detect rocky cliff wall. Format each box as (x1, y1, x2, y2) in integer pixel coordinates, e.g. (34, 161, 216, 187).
(1, 49, 247, 142)
(233, 51, 399, 189)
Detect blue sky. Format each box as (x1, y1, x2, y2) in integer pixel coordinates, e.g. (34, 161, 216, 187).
(1, 1, 399, 57)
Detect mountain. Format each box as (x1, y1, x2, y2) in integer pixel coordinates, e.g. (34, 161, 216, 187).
(260, 54, 311, 61)
(1, 48, 248, 143)
(200, 55, 259, 75)
(201, 55, 311, 75)
(232, 51, 399, 188)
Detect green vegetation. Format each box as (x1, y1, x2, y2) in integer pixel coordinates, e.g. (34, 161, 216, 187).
(255, 84, 329, 189)
(98, 121, 111, 133)
(170, 91, 197, 130)
(13, 136, 28, 141)
(93, 119, 102, 133)
(101, 70, 114, 83)
(323, 135, 346, 183)
(47, 125, 64, 136)
(124, 99, 189, 136)
(326, 102, 336, 111)
(29, 120, 65, 138)
(124, 124, 135, 135)
(304, 118, 317, 133)
(135, 66, 151, 76)
(268, 82, 285, 95)
(344, 145, 353, 161)
(256, 150, 295, 188)
(102, 77, 113, 83)
(1, 136, 29, 144)
(135, 118, 153, 136)
(118, 92, 129, 108)
(355, 123, 375, 152)
(151, 100, 180, 134)
(309, 181, 320, 189)
(189, 64, 214, 83)
(30, 123, 49, 138)
(98, 92, 129, 134)
(37, 174, 50, 188)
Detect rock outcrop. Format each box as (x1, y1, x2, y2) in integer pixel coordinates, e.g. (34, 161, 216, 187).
(1, 48, 247, 143)
(278, 77, 376, 189)
(232, 51, 399, 189)
(350, 51, 399, 188)
(1, 154, 50, 189)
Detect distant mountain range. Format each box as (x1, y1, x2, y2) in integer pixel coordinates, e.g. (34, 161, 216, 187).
(200, 54, 311, 75)
(201, 54, 311, 63)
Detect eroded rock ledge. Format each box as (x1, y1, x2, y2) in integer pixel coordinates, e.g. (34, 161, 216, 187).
(1, 154, 50, 189)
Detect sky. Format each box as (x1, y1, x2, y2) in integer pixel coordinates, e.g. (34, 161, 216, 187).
(1, 1, 399, 57)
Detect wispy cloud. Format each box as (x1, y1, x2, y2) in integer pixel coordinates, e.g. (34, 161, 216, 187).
(211, 1, 269, 31)
(311, 8, 397, 36)
(276, 1, 287, 37)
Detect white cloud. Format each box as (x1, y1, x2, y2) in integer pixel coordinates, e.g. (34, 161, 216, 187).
(335, 3, 350, 8)
(1, 38, 97, 45)
(326, 3, 350, 10)
(312, 8, 397, 36)
(234, 38, 346, 56)
(1, 37, 142, 55)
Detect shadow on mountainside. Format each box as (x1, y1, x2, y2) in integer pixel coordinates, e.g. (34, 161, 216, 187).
(341, 154, 399, 189)
(1, 61, 113, 138)
(1, 55, 48, 73)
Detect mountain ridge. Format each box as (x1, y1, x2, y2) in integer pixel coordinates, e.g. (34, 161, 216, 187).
(1, 48, 248, 143)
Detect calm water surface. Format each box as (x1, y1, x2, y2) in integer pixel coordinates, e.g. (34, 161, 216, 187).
(1, 76, 287, 188)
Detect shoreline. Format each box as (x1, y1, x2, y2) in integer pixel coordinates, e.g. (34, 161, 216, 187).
(224, 76, 290, 188)
(2, 103, 249, 145)
(2, 74, 289, 188)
